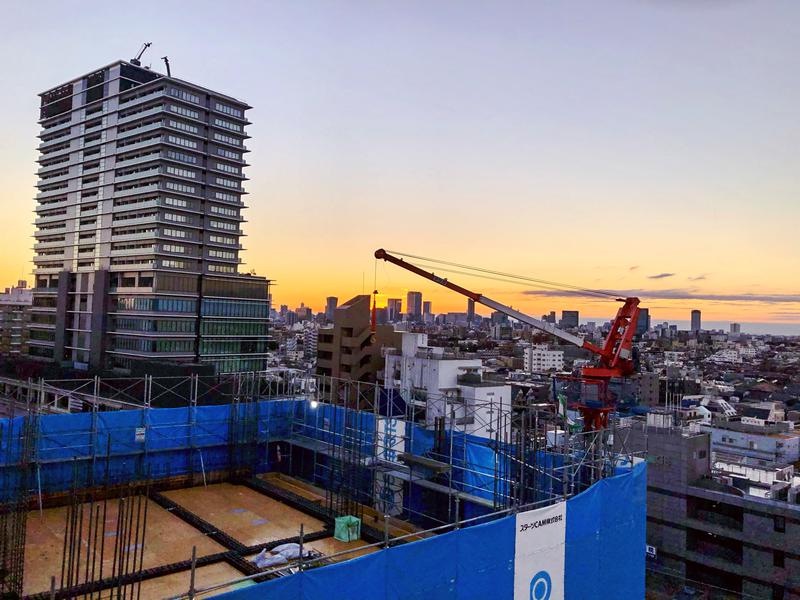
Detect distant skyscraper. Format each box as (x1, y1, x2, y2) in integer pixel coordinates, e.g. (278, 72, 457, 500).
(635, 308, 650, 337)
(387, 298, 402, 322)
(28, 58, 270, 373)
(407, 291, 423, 321)
(542, 311, 556, 324)
(467, 299, 475, 323)
(325, 296, 338, 322)
(560, 310, 579, 329)
(730, 322, 741, 335)
(423, 301, 432, 315)
(691, 310, 702, 333)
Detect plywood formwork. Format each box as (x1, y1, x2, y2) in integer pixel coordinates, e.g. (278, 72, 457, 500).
(23, 498, 226, 596)
(119, 562, 252, 599)
(260, 472, 432, 542)
(162, 483, 326, 547)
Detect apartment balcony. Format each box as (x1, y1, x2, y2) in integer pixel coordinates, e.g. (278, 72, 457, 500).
(33, 266, 64, 275)
(117, 121, 164, 140)
(114, 198, 160, 213)
(117, 104, 166, 126)
(36, 199, 70, 212)
(37, 157, 76, 175)
(34, 213, 68, 225)
(81, 165, 102, 176)
(114, 167, 160, 184)
(114, 231, 156, 242)
(34, 253, 66, 262)
(33, 240, 67, 250)
(115, 152, 162, 169)
(78, 208, 98, 218)
(80, 136, 106, 150)
(82, 123, 104, 135)
(36, 170, 73, 187)
(111, 214, 158, 227)
(33, 225, 67, 236)
(35, 187, 70, 200)
(39, 144, 73, 161)
(115, 137, 161, 154)
(118, 89, 165, 110)
(38, 134, 72, 151)
(109, 261, 156, 271)
(110, 247, 156, 257)
(39, 119, 73, 136)
(114, 183, 159, 198)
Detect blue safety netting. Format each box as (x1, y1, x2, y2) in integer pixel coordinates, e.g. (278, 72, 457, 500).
(211, 463, 646, 600)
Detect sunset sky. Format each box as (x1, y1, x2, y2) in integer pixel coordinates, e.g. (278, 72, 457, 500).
(2, 1, 798, 331)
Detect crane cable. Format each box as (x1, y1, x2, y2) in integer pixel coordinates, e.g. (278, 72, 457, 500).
(386, 250, 619, 300)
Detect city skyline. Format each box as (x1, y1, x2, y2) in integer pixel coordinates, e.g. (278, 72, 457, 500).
(1, 1, 799, 329)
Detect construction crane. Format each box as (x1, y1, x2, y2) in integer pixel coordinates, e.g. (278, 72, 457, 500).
(130, 42, 152, 66)
(374, 248, 640, 430)
(161, 56, 171, 77)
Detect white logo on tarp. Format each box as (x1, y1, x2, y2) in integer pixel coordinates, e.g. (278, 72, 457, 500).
(530, 571, 552, 600)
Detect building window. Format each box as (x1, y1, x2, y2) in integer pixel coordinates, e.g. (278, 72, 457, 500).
(213, 132, 241, 147)
(165, 181, 196, 194)
(167, 134, 197, 149)
(168, 104, 200, 119)
(214, 177, 239, 189)
(774, 516, 786, 533)
(214, 191, 239, 203)
(216, 147, 241, 160)
(163, 244, 185, 254)
(213, 117, 242, 132)
(214, 102, 243, 118)
(215, 162, 240, 175)
(165, 165, 197, 179)
(168, 119, 199, 134)
(209, 220, 237, 231)
(168, 88, 200, 104)
(162, 259, 186, 269)
(166, 149, 198, 164)
(164, 213, 188, 223)
(774, 550, 785, 568)
(163, 228, 187, 238)
(164, 196, 188, 208)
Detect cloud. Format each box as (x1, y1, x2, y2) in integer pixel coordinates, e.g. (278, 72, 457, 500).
(522, 288, 800, 305)
(648, 273, 675, 280)
(688, 274, 708, 281)
(629, 266, 639, 272)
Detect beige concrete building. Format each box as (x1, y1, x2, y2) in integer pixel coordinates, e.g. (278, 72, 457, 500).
(316, 295, 398, 384)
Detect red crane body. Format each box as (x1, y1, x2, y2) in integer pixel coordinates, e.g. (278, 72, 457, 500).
(374, 249, 641, 428)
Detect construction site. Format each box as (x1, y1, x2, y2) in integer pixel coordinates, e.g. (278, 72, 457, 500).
(0, 367, 646, 600)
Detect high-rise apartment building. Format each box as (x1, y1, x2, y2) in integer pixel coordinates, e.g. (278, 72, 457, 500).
(691, 309, 702, 333)
(28, 59, 270, 373)
(406, 291, 422, 321)
(466, 299, 475, 324)
(730, 322, 741, 335)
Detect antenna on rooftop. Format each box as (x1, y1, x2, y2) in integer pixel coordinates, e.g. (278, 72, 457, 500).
(130, 42, 152, 66)
(161, 56, 171, 77)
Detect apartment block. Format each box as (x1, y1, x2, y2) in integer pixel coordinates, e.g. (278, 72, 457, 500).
(29, 59, 269, 373)
(0, 282, 32, 358)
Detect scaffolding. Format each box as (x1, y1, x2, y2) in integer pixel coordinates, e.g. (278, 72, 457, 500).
(0, 370, 644, 597)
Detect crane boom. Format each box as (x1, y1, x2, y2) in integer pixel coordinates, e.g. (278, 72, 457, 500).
(374, 248, 640, 379)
